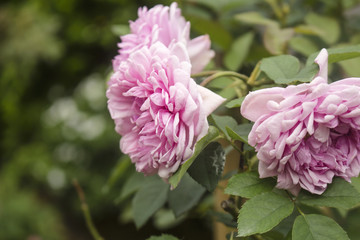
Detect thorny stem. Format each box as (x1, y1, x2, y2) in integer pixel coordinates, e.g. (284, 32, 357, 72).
(199, 71, 249, 87)
(73, 179, 105, 240)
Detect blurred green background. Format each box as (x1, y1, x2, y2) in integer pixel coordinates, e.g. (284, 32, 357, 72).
(2, 0, 360, 239)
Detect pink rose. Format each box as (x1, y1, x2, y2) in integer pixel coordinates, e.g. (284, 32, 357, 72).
(107, 42, 224, 178)
(241, 49, 360, 195)
(112, 2, 214, 74)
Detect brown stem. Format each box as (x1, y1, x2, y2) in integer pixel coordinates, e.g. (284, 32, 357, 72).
(73, 179, 105, 240)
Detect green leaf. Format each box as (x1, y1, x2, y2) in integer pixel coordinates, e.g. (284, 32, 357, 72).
(168, 173, 206, 217)
(211, 114, 238, 140)
(111, 24, 130, 36)
(292, 214, 349, 240)
(262, 230, 286, 240)
(307, 45, 360, 65)
(210, 211, 237, 228)
(288, 63, 318, 83)
(351, 176, 360, 193)
(225, 172, 276, 198)
(102, 155, 131, 193)
(297, 178, 360, 209)
(169, 126, 220, 189)
(260, 55, 300, 84)
(186, 15, 232, 50)
(237, 192, 294, 237)
(339, 57, 360, 77)
(263, 26, 294, 55)
(224, 32, 254, 71)
(235, 12, 278, 26)
(188, 142, 225, 192)
(132, 176, 169, 228)
(305, 13, 340, 44)
(225, 123, 253, 143)
(147, 234, 179, 240)
(289, 37, 319, 56)
(225, 97, 245, 108)
(116, 171, 146, 203)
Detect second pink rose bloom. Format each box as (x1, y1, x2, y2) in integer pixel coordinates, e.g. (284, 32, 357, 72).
(241, 49, 360, 195)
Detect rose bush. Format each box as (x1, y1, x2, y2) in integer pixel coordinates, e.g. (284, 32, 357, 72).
(241, 49, 360, 195)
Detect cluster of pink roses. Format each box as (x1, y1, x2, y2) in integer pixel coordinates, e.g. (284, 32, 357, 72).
(107, 2, 360, 195)
(107, 3, 224, 179)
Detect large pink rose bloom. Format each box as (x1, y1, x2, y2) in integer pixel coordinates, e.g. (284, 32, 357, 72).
(107, 42, 224, 178)
(113, 2, 214, 74)
(241, 49, 360, 195)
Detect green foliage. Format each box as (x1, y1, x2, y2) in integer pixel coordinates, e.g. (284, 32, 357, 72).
(168, 173, 206, 217)
(292, 214, 349, 240)
(132, 176, 169, 228)
(188, 142, 225, 192)
(169, 126, 220, 189)
(224, 32, 254, 71)
(225, 97, 245, 108)
(225, 172, 276, 198)
(237, 192, 294, 237)
(147, 234, 179, 240)
(116, 171, 146, 203)
(211, 114, 238, 140)
(260, 55, 300, 84)
(297, 178, 360, 209)
(304, 13, 340, 45)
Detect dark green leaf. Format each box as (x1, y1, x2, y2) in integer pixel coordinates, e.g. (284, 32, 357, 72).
(225, 123, 253, 144)
(132, 176, 169, 228)
(297, 178, 360, 209)
(262, 230, 286, 240)
(169, 126, 220, 189)
(211, 211, 237, 228)
(225, 97, 245, 108)
(147, 234, 179, 240)
(237, 192, 294, 237)
(288, 63, 318, 83)
(292, 214, 349, 240)
(289, 37, 319, 56)
(186, 15, 232, 50)
(103, 156, 131, 193)
(235, 12, 278, 26)
(188, 142, 225, 192)
(211, 114, 238, 140)
(224, 32, 254, 71)
(168, 173, 206, 217)
(116, 171, 146, 203)
(351, 176, 360, 193)
(238, 192, 294, 237)
(307, 45, 360, 65)
(225, 172, 276, 198)
(260, 55, 300, 84)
